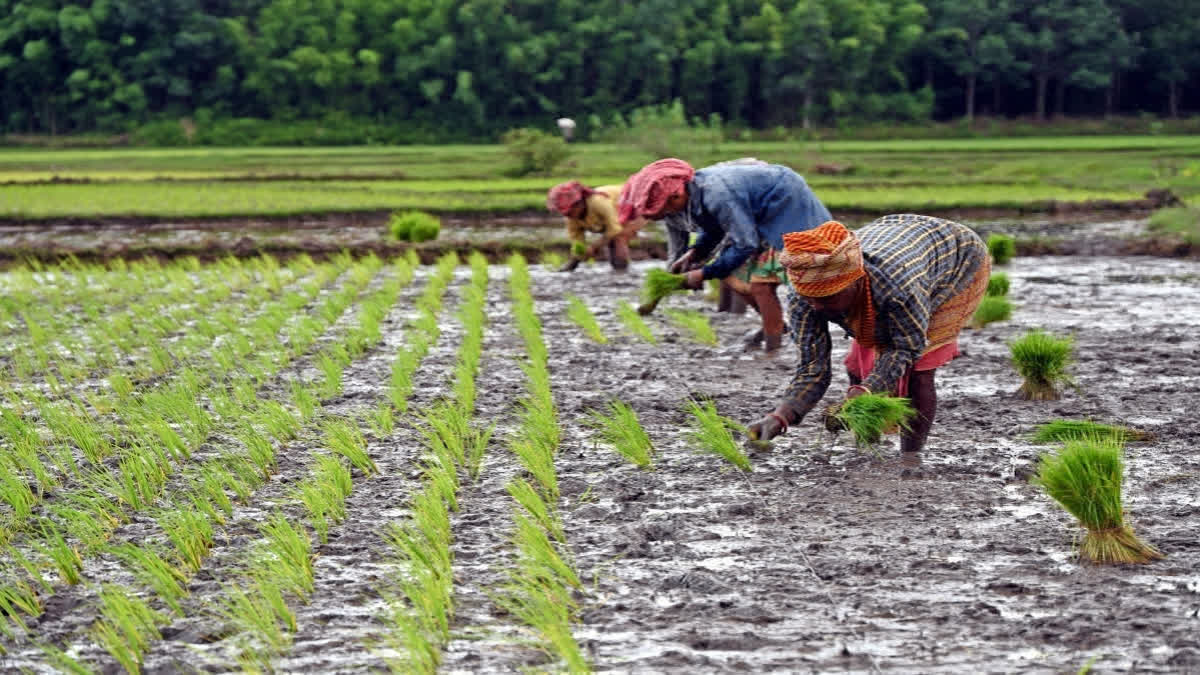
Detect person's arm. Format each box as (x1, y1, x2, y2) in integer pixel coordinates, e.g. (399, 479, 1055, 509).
(860, 296, 928, 394)
(564, 217, 588, 256)
(698, 191, 760, 280)
(777, 289, 834, 422)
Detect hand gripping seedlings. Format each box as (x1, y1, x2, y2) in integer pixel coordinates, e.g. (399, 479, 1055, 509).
(1009, 330, 1074, 400)
(641, 269, 688, 307)
(1033, 438, 1164, 564)
(831, 393, 916, 450)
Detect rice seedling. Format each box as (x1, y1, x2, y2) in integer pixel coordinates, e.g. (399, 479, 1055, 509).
(686, 399, 751, 471)
(642, 268, 688, 305)
(616, 301, 657, 344)
(108, 543, 190, 614)
(368, 400, 395, 437)
(986, 273, 1010, 297)
(512, 428, 559, 499)
(317, 351, 344, 400)
(254, 514, 315, 601)
(0, 466, 37, 524)
(214, 577, 295, 659)
(833, 393, 917, 450)
(1032, 437, 1164, 564)
(0, 579, 42, 636)
(36, 643, 92, 674)
(290, 378, 319, 422)
(295, 454, 352, 544)
(1010, 330, 1075, 400)
(37, 524, 83, 585)
(324, 419, 376, 476)
(259, 401, 301, 443)
(157, 506, 214, 572)
(541, 251, 565, 268)
(666, 308, 718, 345)
(586, 400, 654, 468)
(988, 233, 1016, 264)
(972, 295, 1013, 328)
(238, 426, 278, 478)
(1032, 419, 1152, 444)
(565, 294, 608, 344)
(463, 422, 495, 482)
(91, 585, 165, 674)
(507, 478, 566, 543)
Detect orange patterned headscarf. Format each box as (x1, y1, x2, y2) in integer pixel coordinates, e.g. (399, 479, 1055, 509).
(779, 221, 865, 297)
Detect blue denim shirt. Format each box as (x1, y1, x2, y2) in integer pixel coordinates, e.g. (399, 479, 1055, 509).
(684, 164, 831, 280)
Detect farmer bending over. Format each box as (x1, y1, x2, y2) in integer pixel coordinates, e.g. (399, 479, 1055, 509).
(748, 215, 990, 454)
(547, 181, 644, 272)
(619, 158, 832, 353)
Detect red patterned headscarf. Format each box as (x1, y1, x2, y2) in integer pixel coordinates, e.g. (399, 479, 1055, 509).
(546, 181, 597, 215)
(618, 158, 695, 224)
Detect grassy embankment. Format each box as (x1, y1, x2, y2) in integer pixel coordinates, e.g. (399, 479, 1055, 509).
(0, 136, 1197, 252)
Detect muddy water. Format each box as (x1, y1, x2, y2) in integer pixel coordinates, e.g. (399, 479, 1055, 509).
(5, 252, 1198, 673)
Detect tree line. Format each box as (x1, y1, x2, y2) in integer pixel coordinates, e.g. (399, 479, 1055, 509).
(2, 0, 1198, 139)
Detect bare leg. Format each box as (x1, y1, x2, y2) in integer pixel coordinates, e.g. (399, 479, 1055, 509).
(901, 369, 937, 454)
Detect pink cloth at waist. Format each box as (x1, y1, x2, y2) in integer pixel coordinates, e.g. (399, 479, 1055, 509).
(843, 340, 959, 397)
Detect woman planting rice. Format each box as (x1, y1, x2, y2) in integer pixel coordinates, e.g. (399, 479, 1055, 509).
(547, 181, 644, 272)
(619, 158, 832, 354)
(748, 215, 991, 455)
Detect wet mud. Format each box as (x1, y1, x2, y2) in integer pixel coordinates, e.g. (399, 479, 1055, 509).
(4, 251, 1199, 673)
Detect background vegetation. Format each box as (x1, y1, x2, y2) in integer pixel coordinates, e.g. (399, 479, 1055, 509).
(1, 0, 1199, 142)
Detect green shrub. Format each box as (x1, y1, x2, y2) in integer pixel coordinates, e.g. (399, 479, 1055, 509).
(388, 211, 441, 242)
(1147, 206, 1200, 245)
(500, 127, 571, 176)
(988, 233, 1016, 265)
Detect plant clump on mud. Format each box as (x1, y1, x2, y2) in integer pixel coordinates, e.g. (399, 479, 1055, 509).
(833, 393, 916, 449)
(666, 308, 718, 345)
(587, 400, 654, 468)
(972, 295, 1013, 328)
(1010, 330, 1074, 400)
(1033, 419, 1153, 444)
(1033, 437, 1164, 564)
(986, 272, 1010, 297)
(616, 301, 657, 344)
(686, 399, 751, 471)
(388, 210, 441, 243)
(988, 233, 1016, 265)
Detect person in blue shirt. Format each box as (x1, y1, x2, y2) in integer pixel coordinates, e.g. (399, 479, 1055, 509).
(619, 158, 833, 352)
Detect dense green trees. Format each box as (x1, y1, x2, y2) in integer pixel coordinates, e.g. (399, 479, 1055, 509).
(0, 0, 1196, 138)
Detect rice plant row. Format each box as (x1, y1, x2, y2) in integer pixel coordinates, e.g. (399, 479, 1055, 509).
(565, 294, 608, 344)
(377, 252, 492, 673)
(7, 254, 430, 669)
(0, 256, 392, 647)
(0, 257, 354, 546)
(495, 254, 589, 673)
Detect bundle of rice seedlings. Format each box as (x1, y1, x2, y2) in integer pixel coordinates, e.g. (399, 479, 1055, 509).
(988, 233, 1016, 265)
(834, 393, 916, 449)
(665, 308, 718, 345)
(1032, 437, 1164, 564)
(586, 400, 653, 468)
(686, 399, 751, 471)
(986, 273, 1010, 297)
(642, 268, 687, 305)
(972, 295, 1013, 328)
(570, 241, 587, 258)
(1032, 419, 1153, 444)
(1009, 330, 1074, 400)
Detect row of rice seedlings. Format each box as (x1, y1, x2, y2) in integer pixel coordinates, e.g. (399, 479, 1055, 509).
(377, 252, 491, 672)
(496, 254, 588, 672)
(1033, 436, 1164, 564)
(565, 295, 608, 344)
(388, 253, 460, 414)
(686, 399, 752, 471)
(0, 257, 339, 523)
(1010, 329, 1075, 400)
(615, 301, 657, 344)
(586, 400, 654, 468)
(0, 258, 375, 639)
(665, 308, 718, 345)
(75, 258, 410, 670)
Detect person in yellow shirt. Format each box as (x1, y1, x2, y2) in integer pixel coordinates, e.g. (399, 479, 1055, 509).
(547, 181, 644, 271)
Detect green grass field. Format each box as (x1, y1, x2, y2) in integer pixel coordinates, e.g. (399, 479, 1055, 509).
(0, 136, 1197, 220)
